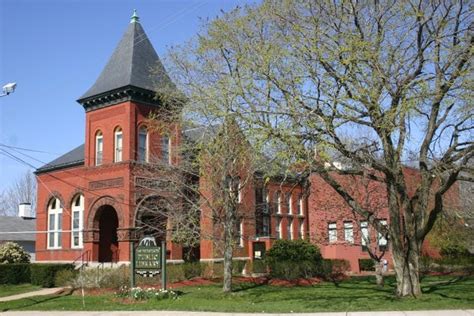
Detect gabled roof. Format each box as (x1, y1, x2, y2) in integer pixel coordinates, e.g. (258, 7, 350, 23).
(0, 216, 36, 241)
(35, 144, 84, 174)
(77, 13, 175, 107)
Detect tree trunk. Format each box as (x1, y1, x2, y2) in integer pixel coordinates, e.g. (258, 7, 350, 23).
(223, 230, 233, 293)
(392, 245, 422, 297)
(374, 260, 384, 287)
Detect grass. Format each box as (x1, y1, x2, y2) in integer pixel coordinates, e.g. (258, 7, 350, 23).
(0, 284, 41, 298)
(1, 275, 473, 312)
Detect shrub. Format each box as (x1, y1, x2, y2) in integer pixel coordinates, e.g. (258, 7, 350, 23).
(266, 240, 323, 280)
(250, 259, 267, 274)
(31, 264, 75, 287)
(0, 242, 30, 264)
(72, 265, 129, 289)
(321, 259, 350, 281)
(183, 262, 202, 279)
(359, 259, 375, 271)
(54, 269, 78, 287)
(0, 263, 31, 284)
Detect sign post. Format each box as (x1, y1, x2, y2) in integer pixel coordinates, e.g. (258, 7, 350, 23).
(161, 240, 167, 290)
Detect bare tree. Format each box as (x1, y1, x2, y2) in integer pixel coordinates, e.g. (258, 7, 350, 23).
(134, 114, 255, 293)
(166, 0, 473, 297)
(0, 171, 36, 216)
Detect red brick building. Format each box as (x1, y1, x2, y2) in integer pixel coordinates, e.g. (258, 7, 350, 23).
(35, 12, 441, 272)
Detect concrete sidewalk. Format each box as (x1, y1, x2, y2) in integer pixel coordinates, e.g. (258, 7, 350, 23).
(1, 311, 473, 315)
(0, 288, 64, 302)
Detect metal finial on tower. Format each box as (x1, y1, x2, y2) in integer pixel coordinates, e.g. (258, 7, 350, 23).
(130, 9, 139, 23)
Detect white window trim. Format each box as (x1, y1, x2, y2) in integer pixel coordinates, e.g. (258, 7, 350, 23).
(299, 220, 304, 239)
(298, 196, 303, 215)
(237, 180, 242, 203)
(47, 198, 62, 250)
(378, 220, 388, 246)
(95, 132, 103, 166)
(276, 218, 282, 239)
(288, 218, 293, 240)
(138, 127, 149, 162)
(328, 222, 337, 243)
(360, 221, 369, 247)
(289, 195, 293, 214)
(114, 128, 123, 163)
(239, 220, 244, 247)
(344, 221, 354, 243)
(71, 195, 84, 249)
(277, 192, 281, 214)
(162, 135, 171, 164)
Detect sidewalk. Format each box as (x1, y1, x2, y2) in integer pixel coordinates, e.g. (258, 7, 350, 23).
(1, 311, 473, 316)
(0, 288, 64, 303)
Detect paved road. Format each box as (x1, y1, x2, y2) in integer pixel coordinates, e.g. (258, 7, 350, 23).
(1, 311, 473, 315)
(0, 288, 64, 302)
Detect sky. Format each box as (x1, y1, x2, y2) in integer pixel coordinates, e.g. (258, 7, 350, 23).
(0, 0, 257, 191)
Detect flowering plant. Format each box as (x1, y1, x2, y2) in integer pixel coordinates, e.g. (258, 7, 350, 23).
(116, 285, 179, 300)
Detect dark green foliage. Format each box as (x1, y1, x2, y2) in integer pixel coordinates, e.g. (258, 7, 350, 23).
(321, 259, 351, 280)
(30, 264, 75, 288)
(251, 260, 267, 274)
(182, 262, 202, 279)
(0, 263, 31, 284)
(359, 259, 375, 271)
(54, 269, 78, 287)
(266, 240, 322, 279)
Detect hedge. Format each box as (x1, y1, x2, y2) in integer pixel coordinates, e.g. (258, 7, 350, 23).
(30, 264, 75, 287)
(359, 259, 375, 271)
(0, 263, 31, 284)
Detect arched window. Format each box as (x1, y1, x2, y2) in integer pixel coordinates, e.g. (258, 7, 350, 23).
(138, 126, 148, 162)
(47, 197, 62, 249)
(95, 130, 103, 166)
(162, 135, 170, 164)
(114, 127, 123, 163)
(71, 195, 84, 248)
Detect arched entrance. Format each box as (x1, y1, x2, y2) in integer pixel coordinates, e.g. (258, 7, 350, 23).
(97, 205, 119, 262)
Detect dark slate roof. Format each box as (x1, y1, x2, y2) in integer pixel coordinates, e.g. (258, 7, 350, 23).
(0, 216, 36, 241)
(35, 144, 84, 174)
(78, 19, 174, 102)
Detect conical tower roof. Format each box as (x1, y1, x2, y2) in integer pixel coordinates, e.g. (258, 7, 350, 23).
(77, 11, 175, 110)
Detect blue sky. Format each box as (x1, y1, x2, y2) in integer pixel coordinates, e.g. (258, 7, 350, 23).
(0, 0, 256, 191)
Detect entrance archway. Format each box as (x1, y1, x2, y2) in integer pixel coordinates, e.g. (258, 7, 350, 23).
(97, 205, 119, 262)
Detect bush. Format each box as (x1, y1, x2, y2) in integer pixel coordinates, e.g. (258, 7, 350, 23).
(183, 262, 202, 279)
(0, 263, 31, 284)
(72, 265, 129, 289)
(55, 269, 78, 287)
(266, 240, 322, 280)
(359, 259, 375, 271)
(31, 264, 75, 287)
(0, 242, 30, 264)
(250, 259, 267, 274)
(321, 259, 350, 281)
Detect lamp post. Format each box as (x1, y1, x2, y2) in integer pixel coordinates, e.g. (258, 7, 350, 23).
(0, 83, 17, 97)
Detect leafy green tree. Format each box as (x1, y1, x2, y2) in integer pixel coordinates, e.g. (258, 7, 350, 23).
(167, 0, 473, 297)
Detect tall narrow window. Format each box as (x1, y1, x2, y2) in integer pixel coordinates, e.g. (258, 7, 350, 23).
(239, 219, 244, 247)
(95, 131, 103, 166)
(71, 195, 84, 248)
(287, 218, 293, 240)
(138, 126, 148, 162)
(297, 195, 303, 215)
(289, 194, 293, 214)
(114, 127, 123, 162)
(276, 218, 282, 239)
(237, 179, 242, 203)
(378, 219, 388, 251)
(344, 221, 354, 243)
(262, 216, 270, 236)
(360, 221, 369, 251)
(284, 193, 290, 213)
(328, 222, 337, 243)
(162, 135, 170, 164)
(276, 191, 281, 214)
(47, 197, 62, 249)
(264, 188, 270, 214)
(299, 220, 304, 239)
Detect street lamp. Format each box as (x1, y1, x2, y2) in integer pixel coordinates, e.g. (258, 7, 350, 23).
(0, 83, 17, 97)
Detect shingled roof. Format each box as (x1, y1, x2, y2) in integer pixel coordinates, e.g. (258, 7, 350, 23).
(35, 144, 84, 174)
(0, 216, 36, 241)
(77, 11, 175, 108)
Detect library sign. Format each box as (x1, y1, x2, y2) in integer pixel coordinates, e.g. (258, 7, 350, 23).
(135, 236, 161, 277)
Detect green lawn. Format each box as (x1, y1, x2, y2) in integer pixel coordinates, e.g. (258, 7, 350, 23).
(0, 284, 41, 298)
(1, 276, 473, 312)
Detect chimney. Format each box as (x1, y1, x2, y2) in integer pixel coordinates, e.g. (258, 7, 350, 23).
(18, 203, 33, 219)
